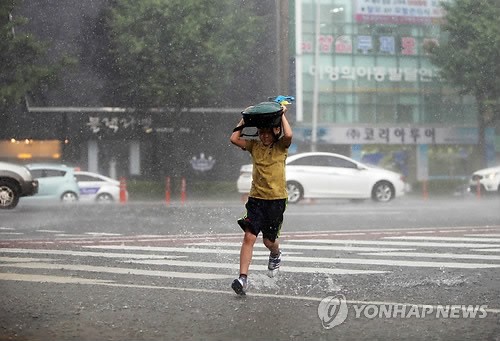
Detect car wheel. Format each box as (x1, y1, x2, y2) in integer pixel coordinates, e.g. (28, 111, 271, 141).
(96, 193, 114, 203)
(0, 180, 20, 209)
(287, 181, 303, 204)
(60, 191, 78, 202)
(371, 181, 395, 203)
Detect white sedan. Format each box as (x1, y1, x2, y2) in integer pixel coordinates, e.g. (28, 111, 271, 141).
(74, 171, 125, 203)
(468, 165, 500, 194)
(237, 152, 406, 203)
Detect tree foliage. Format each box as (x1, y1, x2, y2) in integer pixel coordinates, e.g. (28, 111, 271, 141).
(428, 0, 500, 166)
(0, 0, 52, 110)
(99, 0, 269, 110)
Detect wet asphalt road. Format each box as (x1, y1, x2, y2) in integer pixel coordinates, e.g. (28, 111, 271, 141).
(0, 195, 499, 340)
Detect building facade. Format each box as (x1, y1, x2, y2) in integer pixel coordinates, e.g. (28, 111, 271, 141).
(291, 0, 497, 183)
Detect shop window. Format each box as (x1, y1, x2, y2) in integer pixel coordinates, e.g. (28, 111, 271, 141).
(396, 104, 414, 123)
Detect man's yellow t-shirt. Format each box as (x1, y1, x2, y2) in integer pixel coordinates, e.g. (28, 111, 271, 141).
(246, 138, 288, 200)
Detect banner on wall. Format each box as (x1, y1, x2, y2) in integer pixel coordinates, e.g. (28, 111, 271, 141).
(293, 126, 495, 145)
(354, 0, 449, 25)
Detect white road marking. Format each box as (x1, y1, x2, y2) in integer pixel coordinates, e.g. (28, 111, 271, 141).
(286, 211, 400, 216)
(1, 262, 233, 280)
(471, 248, 500, 252)
(0, 227, 15, 230)
(36, 230, 64, 233)
(251, 255, 500, 269)
(466, 234, 500, 238)
(1, 272, 498, 314)
(84, 245, 303, 255)
(384, 236, 500, 243)
(0, 248, 187, 260)
(0, 257, 56, 262)
(286, 239, 500, 249)
(0, 232, 24, 235)
(125, 259, 387, 275)
(189, 242, 415, 253)
(55, 234, 91, 237)
(84, 232, 122, 236)
(358, 251, 500, 261)
(0, 272, 114, 284)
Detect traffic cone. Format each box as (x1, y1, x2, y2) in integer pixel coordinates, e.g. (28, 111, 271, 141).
(181, 177, 187, 204)
(119, 177, 127, 204)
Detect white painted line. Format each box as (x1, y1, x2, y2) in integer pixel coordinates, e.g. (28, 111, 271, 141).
(466, 234, 500, 238)
(251, 255, 500, 269)
(0, 248, 187, 260)
(384, 236, 500, 243)
(0, 272, 115, 284)
(84, 232, 122, 236)
(36, 230, 64, 233)
(1, 272, 498, 314)
(286, 239, 500, 249)
(125, 259, 387, 275)
(0, 232, 24, 235)
(471, 248, 500, 252)
(0, 257, 56, 263)
(406, 231, 436, 234)
(286, 211, 400, 216)
(0, 227, 15, 230)
(358, 251, 500, 261)
(84, 245, 303, 256)
(188, 242, 415, 253)
(1, 262, 233, 280)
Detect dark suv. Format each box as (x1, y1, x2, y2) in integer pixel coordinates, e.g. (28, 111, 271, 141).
(0, 161, 39, 209)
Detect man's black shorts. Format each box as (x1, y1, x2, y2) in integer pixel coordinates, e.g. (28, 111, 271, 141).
(237, 197, 287, 242)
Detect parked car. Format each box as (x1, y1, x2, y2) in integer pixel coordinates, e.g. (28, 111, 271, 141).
(75, 171, 124, 203)
(468, 165, 500, 195)
(24, 163, 79, 202)
(0, 161, 39, 209)
(237, 152, 406, 203)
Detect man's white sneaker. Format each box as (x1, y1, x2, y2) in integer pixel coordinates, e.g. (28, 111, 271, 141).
(231, 277, 248, 295)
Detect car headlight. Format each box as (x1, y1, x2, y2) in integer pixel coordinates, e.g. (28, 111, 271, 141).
(485, 172, 500, 180)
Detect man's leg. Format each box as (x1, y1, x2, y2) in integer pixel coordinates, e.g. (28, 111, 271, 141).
(263, 237, 279, 255)
(240, 230, 257, 275)
(232, 230, 257, 295)
(264, 237, 281, 272)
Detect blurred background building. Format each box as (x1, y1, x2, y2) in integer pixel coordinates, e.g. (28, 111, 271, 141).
(291, 0, 497, 183)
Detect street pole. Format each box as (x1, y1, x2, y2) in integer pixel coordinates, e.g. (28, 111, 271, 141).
(295, 0, 303, 122)
(311, 0, 320, 152)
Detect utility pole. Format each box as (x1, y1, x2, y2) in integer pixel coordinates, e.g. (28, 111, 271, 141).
(276, 0, 290, 95)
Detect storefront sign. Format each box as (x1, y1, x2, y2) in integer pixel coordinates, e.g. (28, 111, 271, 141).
(309, 65, 436, 82)
(294, 126, 493, 145)
(354, 0, 449, 25)
(86, 116, 152, 134)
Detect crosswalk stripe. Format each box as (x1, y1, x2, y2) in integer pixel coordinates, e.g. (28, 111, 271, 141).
(466, 234, 500, 238)
(357, 251, 500, 261)
(0, 256, 57, 262)
(250, 256, 500, 269)
(285, 239, 500, 249)
(0, 248, 187, 260)
(83, 245, 303, 255)
(0, 272, 115, 284)
(384, 236, 500, 243)
(1, 262, 233, 280)
(189, 242, 415, 252)
(471, 248, 500, 252)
